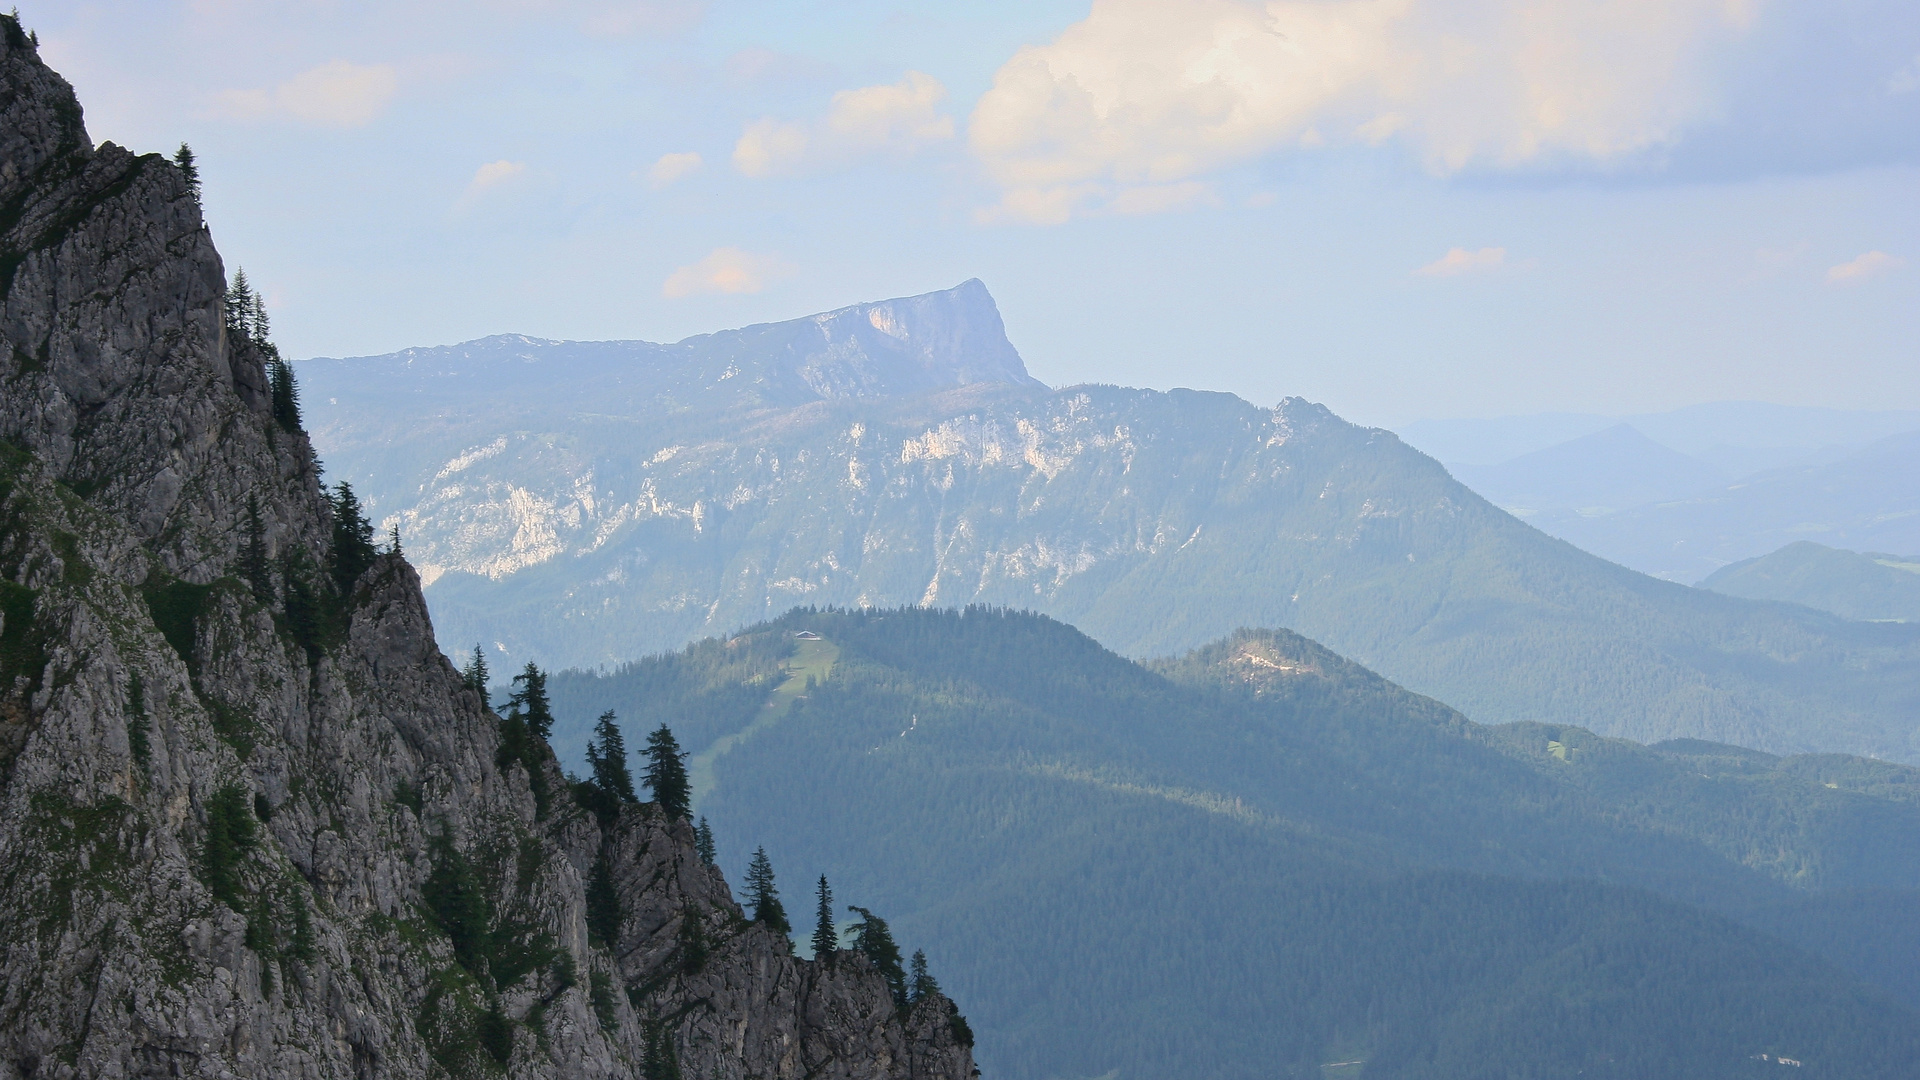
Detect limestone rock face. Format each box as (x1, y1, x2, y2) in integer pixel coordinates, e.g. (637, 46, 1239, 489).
(0, 23, 975, 1080)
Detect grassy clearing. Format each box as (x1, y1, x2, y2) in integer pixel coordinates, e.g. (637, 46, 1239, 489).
(687, 635, 838, 807)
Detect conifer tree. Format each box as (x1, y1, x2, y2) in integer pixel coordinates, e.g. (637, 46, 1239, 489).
(462, 645, 490, 699)
(743, 847, 789, 934)
(908, 949, 940, 1003)
(586, 710, 637, 803)
(248, 291, 270, 343)
(694, 817, 716, 864)
(387, 524, 402, 556)
(242, 494, 272, 602)
(847, 906, 908, 1008)
(225, 269, 253, 334)
(172, 143, 199, 198)
(328, 482, 377, 595)
(586, 850, 620, 948)
(811, 875, 837, 963)
(267, 356, 301, 432)
(642, 724, 690, 819)
(641, 1021, 681, 1080)
(508, 663, 553, 741)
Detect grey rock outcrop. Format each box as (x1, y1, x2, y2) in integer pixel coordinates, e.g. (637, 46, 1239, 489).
(0, 20, 975, 1080)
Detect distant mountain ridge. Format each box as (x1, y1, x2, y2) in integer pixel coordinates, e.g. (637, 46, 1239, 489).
(1401, 407, 1920, 582)
(304, 285, 1920, 763)
(1703, 542, 1920, 623)
(308, 278, 1041, 414)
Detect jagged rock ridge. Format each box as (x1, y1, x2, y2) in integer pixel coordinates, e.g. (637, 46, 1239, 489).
(0, 22, 973, 1080)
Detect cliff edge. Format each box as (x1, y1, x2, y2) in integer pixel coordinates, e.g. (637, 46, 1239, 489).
(0, 18, 974, 1080)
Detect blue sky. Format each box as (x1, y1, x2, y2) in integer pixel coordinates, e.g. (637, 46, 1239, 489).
(30, 0, 1920, 427)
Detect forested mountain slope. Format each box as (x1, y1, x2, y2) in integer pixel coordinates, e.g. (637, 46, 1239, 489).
(1702, 541, 1920, 623)
(547, 607, 1920, 1080)
(0, 29, 971, 1080)
(308, 323, 1920, 759)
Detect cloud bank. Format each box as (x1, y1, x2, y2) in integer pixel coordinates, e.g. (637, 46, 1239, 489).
(661, 247, 792, 297)
(734, 71, 955, 177)
(217, 59, 399, 128)
(969, 0, 1758, 222)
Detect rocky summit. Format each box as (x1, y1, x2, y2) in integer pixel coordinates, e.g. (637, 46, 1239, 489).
(0, 21, 973, 1080)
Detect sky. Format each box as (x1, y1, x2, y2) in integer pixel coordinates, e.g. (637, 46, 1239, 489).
(27, 0, 1920, 428)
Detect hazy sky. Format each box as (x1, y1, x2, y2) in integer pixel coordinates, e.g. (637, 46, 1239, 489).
(31, 0, 1920, 427)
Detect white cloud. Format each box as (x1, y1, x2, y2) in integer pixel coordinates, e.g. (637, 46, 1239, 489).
(454, 160, 528, 211)
(1827, 251, 1907, 283)
(733, 71, 955, 178)
(216, 60, 399, 128)
(970, 0, 1755, 222)
(647, 151, 703, 188)
(1417, 247, 1507, 276)
(661, 247, 793, 298)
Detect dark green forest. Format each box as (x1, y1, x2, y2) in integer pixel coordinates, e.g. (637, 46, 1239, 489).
(537, 606, 1920, 1080)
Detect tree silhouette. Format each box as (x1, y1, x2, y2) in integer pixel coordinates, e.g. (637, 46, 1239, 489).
(847, 906, 907, 1008)
(462, 645, 490, 700)
(643, 724, 690, 819)
(695, 817, 716, 864)
(811, 875, 837, 964)
(172, 143, 199, 198)
(508, 663, 553, 741)
(587, 710, 637, 804)
(909, 949, 941, 1003)
(744, 847, 789, 934)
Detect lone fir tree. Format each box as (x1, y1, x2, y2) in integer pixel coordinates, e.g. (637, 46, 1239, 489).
(695, 817, 716, 864)
(586, 710, 637, 803)
(241, 494, 272, 602)
(743, 847, 789, 935)
(462, 645, 490, 699)
(643, 724, 690, 819)
(172, 143, 199, 198)
(909, 949, 940, 1003)
(811, 875, 837, 964)
(508, 662, 553, 741)
(847, 906, 908, 1009)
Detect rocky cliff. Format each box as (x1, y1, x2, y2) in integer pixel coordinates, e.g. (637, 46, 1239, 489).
(0, 20, 974, 1080)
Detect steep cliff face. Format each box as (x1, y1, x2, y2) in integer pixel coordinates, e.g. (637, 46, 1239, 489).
(0, 23, 973, 1080)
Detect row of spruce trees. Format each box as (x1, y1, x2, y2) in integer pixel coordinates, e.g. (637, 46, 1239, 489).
(456, 645, 948, 1013)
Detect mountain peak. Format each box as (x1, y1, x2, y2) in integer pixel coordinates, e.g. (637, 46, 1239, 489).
(695, 278, 1044, 400)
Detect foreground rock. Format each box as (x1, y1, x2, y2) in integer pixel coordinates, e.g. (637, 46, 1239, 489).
(0, 20, 974, 1079)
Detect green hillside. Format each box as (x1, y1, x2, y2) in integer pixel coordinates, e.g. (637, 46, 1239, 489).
(543, 607, 1920, 1080)
(1703, 541, 1920, 622)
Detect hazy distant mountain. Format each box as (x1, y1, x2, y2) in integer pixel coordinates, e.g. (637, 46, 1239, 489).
(1400, 402, 1920, 472)
(1703, 542, 1920, 622)
(303, 283, 1920, 762)
(1450, 423, 1729, 512)
(1405, 409, 1920, 583)
(1542, 431, 1920, 582)
(546, 609, 1920, 1079)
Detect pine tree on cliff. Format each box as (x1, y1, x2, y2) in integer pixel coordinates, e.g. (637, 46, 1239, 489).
(695, 817, 716, 864)
(847, 906, 908, 1008)
(225, 268, 252, 334)
(328, 482, 378, 595)
(586, 710, 637, 803)
(643, 723, 690, 819)
(811, 875, 837, 963)
(909, 949, 940, 1003)
(172, 143, 199, 199)
(462, 645, 490, 699)
(266, 355, 301, 432)
(242, 493, 272, 602)
(508, 662, 553, 741)
(744, 847, 789, 935)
